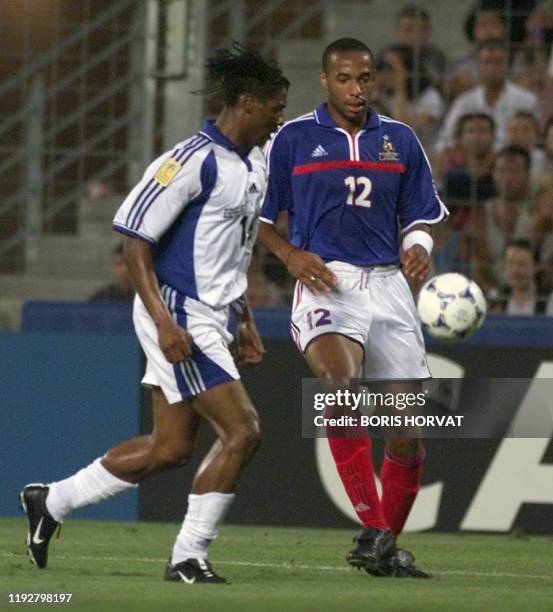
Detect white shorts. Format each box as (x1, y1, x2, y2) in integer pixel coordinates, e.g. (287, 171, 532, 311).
(290, 261, 430, 381)
(133, 285, 239, 404)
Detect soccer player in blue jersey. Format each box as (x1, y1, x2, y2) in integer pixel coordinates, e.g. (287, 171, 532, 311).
(20, 45, 288, 584)
(258, 38, 447, 578)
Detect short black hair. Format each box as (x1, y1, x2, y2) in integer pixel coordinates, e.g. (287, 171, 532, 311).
(504, 239, 537, 264)
(495, 145, 531, 172)
(455, 112, 496, 138)
(465, 6, 506, 42)
(465, 1, 526, 44)
(397, 5, 429, 21)
(506, 238, 532, 253)
(322, 38, 373, 71)
(205, 42, 289, 106)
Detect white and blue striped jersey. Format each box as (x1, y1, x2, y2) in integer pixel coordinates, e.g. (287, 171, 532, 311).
(113, 120, 266, 308)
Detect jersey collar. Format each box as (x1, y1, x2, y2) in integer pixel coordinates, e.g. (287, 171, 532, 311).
(200, 120, 252, 156)
(200, 120, 254, 170)
(314, 103, 381, 130)
(201, 120, 238, 150)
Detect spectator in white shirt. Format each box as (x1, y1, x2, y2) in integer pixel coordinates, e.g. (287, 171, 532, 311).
(435, 40, 536, 155)
(446, 8, 507, 101)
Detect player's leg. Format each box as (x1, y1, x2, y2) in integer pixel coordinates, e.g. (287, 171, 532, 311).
(167, 379, 260, 584)
(190, 382, 260, 493)
(363, 269, 429, 543)
(373, 383, 430, 579)
(305, 334, 395, 573)
(20, 388, 200, 568)
(361, 269, 431, 577)
(306, 335, 384, 528)
(370, 380, 425, 539)
(381, 436, 425, 539)
(291, 267, 398, 573)
(101, 387, 201, 481)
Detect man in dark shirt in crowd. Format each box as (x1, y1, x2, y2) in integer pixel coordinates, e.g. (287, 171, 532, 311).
(88, 243, 135, 303)
(434, 113, 496, 274)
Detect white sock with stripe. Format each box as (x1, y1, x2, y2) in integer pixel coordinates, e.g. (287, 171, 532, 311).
(45, 458, 137, 522)
(171, 492, 235, 564)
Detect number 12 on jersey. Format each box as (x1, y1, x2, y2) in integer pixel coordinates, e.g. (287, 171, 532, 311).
(344, 176, 372, 208)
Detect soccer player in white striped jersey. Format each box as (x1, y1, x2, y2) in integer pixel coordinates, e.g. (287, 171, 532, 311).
(20, 44, 288, 584)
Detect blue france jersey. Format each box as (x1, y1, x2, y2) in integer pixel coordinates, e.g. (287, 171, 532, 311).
(113, 121, 265, 308)
(261, 104, 448, 266)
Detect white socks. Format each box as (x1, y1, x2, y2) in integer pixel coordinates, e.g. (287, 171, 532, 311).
(171, 492, 235, 564)
(45, 461, 234, 565)
(45, 458, 137, 522)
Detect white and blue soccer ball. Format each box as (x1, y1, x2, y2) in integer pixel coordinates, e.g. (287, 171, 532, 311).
(417, 273, 487, 341)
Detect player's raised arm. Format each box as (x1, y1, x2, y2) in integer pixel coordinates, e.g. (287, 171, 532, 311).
(123, 237, 192, 363)
(257, 221, 337, 294)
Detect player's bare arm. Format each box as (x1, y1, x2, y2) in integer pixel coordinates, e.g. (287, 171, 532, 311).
(400, 223, 432, 285)
(232, 295, 266, 367)
(123, 237, 192, 363)
(257, 221, 337, 294)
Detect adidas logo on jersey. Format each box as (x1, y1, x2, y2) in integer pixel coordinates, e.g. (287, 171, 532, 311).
(311, 145, 328, 158)
(248, 183, 259, 193)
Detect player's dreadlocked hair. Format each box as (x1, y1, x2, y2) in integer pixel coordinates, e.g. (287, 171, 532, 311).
(205, 42, 289, 106)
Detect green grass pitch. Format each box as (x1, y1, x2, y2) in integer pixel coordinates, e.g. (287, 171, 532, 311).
(1, 518, 552, 611)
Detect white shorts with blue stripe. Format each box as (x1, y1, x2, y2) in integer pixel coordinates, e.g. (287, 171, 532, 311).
(133, 286, 239, 404)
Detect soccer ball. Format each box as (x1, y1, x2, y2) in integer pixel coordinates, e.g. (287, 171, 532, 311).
(417, 273, 487, 341)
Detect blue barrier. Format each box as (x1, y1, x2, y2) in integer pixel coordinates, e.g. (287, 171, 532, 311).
(21, 301, 553, 346)
(22, 301, 134, 335)
(0, 331, 141, 520)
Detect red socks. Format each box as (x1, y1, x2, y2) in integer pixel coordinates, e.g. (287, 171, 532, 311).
(327, 437, 388, 530)
(328, 437, 425, 537)
(380, 448, 425, 538)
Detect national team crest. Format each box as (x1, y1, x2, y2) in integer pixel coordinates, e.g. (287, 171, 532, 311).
(379, 135, 399, 162)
